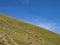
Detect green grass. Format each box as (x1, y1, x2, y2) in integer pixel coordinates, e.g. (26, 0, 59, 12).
(0, 14, 60, 45)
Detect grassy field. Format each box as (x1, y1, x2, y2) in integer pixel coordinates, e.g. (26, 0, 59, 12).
(0, 14, 60, 45)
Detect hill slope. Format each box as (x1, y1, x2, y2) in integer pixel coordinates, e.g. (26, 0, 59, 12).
(0, 14, 60, 45)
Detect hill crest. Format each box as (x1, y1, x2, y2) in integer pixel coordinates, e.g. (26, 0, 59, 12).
(0, 14, 60, 45)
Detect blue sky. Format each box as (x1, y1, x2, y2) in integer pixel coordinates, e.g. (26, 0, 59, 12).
(0, 0, 60, 34)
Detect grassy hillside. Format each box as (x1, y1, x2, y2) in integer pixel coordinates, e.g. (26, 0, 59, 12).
(0, 14, 60, 45)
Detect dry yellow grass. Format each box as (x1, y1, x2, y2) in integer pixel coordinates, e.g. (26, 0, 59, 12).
(0, 14, 60, 45)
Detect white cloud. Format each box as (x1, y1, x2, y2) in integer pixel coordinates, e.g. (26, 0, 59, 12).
(36, 22, 55, 30)
(29, 17, 60, 34)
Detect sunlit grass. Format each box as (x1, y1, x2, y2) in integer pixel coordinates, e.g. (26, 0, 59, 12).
(0, 14, 60, 45)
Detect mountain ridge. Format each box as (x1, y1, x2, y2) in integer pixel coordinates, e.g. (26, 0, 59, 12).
(0, 14, 60, 45)
(0, 14, 59, 35)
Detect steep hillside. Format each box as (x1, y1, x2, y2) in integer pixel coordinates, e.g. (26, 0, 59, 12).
(0, 14, 60, 45)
